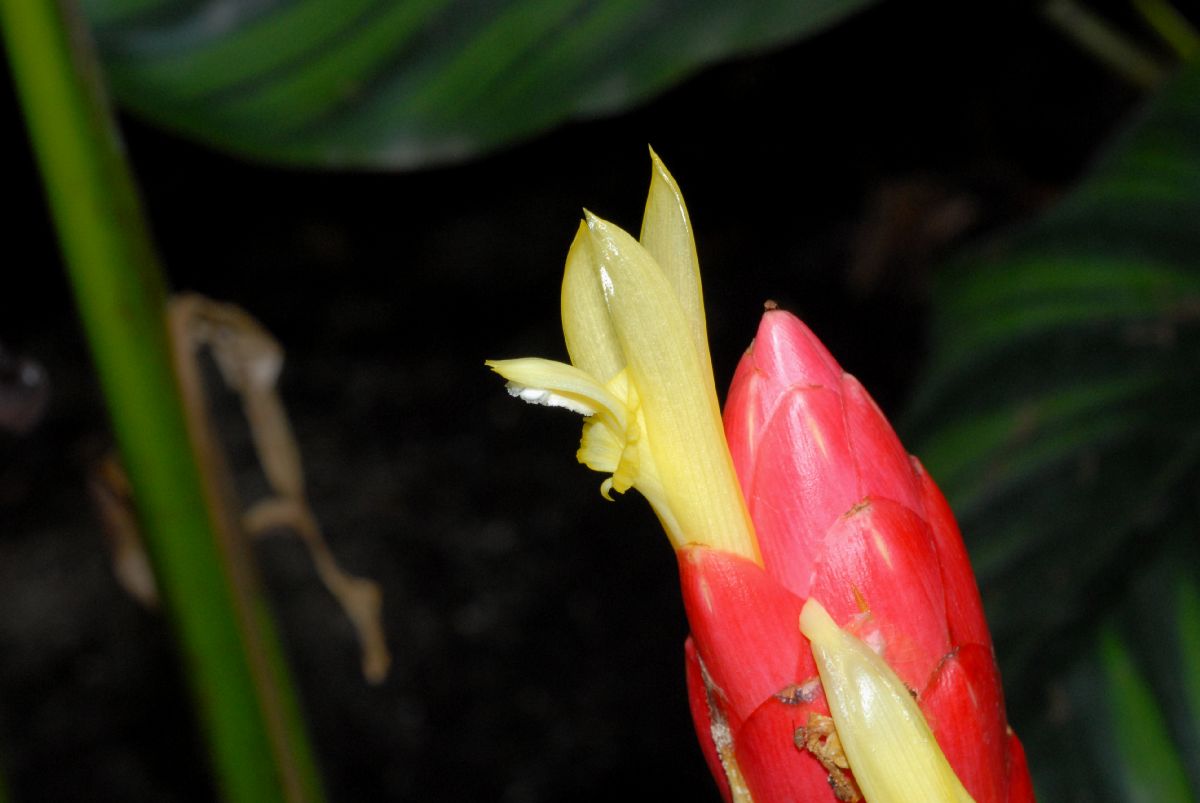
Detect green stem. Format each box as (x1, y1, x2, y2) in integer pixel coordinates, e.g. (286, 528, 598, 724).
(0, 2, 324, 801)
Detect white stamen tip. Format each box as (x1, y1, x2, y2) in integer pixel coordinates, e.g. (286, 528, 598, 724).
(505, 383, 597, 416)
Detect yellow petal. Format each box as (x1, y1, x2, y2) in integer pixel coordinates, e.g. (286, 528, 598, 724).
(484, 357, 626, 431)
(576, 370, 681, 538)
(578, 412, 633, 491)
(561, 222, 624, 383)
(585, 212, 757, 560)
(799, 599, 976, 803)
(639, 147, 713, 387)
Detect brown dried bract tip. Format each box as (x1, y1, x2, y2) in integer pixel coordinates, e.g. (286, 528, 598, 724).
(774, 678, 821, 705)
(795, 713, 862, 803)
(763, 299, 779, 311)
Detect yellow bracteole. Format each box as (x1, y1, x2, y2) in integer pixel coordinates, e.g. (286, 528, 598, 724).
(801, 599, 977, 803)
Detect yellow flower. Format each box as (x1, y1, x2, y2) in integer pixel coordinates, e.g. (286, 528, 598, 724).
(487, 149, 758, 561)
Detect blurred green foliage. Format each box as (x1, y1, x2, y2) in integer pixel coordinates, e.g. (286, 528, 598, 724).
(907, 62, 1200, 799)
(82, 0, 874, 167)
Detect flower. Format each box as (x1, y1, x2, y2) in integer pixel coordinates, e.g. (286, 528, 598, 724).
(487, 149, 758, 562)
(488, 153, 1034, 803)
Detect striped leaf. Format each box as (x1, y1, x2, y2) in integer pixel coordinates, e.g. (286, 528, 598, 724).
(82, 0, 875, 167)
(905, 62, 1200, 797)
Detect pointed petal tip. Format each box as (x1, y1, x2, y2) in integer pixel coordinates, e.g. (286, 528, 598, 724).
(583, 211, 626, 253)
(648, 146, 671, 179)
(582, 211, 626, 268)
(581, 209, 605, 238)
(646, 148, 686, 205)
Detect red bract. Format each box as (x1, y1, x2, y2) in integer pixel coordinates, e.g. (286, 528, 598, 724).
(681, 308, 1034, 803)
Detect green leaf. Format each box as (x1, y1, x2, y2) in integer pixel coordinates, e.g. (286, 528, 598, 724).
(1024, 551, 1200, 802)
(1122, 549, 1200, 797)
(81, 0, 875, 168)
(905, 62, 1200, 797)
(1096, 624, 1193, 802)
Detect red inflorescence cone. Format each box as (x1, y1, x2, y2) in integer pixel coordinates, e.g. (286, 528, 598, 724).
(680, 308, 1034, 803)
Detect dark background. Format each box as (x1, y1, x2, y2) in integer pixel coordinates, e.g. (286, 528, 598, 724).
(1, 2, 1142, 800)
